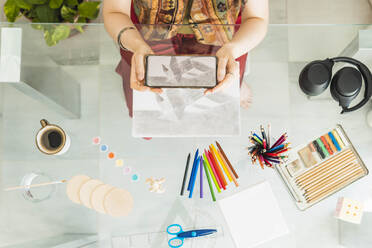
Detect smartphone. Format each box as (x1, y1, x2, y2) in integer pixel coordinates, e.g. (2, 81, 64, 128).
(144, 55, 217, 88)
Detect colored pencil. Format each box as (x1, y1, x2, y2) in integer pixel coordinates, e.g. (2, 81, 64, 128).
(203, 153, 221, 193)
(187, 149, 199, 191)
(258, 154, 265, 169)
(217, 148, 239, 187)
(268, 143, 289, 153)
(263, 157, 273, 167)
(216, 141, 239, 179)
(264, 156, 281, 163)
(180, 153, 191, 196)
(208, 150, 227, 189)
(252, 133, 263, 145)
(203, 159, 216, 202)
(200, 157, 203, 198)
(267, 124, 271, 148)
(189, 156, 199, 198)
(271, 133, 287, 148)
(204, 151, 222, 191)
(211, 144, 232, 182)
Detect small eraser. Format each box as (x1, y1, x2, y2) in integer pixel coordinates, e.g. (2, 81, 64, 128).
(335, 197, 363, 224)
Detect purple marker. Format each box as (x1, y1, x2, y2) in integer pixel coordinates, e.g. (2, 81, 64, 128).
(200, 156, 203, 198)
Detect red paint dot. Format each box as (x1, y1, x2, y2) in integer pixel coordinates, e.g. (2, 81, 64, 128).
(108, 152, 115, 159)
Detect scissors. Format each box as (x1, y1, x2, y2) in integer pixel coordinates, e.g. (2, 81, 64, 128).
(166, 224, 217, 248)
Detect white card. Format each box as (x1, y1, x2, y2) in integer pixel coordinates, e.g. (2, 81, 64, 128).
(218, 181, 289, 248)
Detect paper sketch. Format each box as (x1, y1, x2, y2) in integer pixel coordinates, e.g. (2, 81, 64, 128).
(146, 56, 217, 88)
(133, 74, 240, 137)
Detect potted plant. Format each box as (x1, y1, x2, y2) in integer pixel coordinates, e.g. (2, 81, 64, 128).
(3, 0, 101, 46)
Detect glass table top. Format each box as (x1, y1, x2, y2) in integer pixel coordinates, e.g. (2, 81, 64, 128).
(0, 23, 372, 248)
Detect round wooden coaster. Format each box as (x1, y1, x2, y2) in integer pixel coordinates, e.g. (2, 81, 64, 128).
(79, 179, 104, 208)
(66, 175, 91, 204)
(104, 188, 134, 217)
(91, 184, 114, 214)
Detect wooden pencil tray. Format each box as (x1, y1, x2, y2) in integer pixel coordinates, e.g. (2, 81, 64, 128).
(275, 124, 368, 211)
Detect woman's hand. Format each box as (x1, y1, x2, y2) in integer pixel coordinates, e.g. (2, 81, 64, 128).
(130, 44, 162, 93)
(204, 44, 239, 95)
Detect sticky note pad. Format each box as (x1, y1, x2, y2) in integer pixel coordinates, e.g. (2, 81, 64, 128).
(218, 181, 289, 248)
(335, 197, 363, 224)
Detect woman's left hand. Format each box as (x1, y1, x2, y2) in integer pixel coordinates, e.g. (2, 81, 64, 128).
(205, 44, 239, 95)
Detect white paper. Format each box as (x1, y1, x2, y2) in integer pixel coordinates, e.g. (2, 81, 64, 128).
(133, 74, 240, 137)
(218, 181, 289, 248)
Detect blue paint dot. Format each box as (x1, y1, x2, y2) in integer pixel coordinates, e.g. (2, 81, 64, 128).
(100, 144, 108, 152)
(131, 174, 139, 181)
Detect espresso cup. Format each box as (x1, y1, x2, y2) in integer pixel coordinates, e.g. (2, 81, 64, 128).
(36, 119, 70, 155)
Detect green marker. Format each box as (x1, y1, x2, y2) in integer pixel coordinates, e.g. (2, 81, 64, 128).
(203, 159, 216, 202)
(203, 153, 221, 193)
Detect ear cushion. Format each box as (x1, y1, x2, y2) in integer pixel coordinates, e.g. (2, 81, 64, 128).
(330, 67, 362, 108)
(299, 60, 333, 96)
(331, 57, 372, 113)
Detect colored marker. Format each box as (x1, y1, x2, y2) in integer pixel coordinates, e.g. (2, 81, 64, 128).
(187, 149, 199, 191)
(216, 141, 239, 179)
(203, 153, 221, 193)
(205, 151, 223, 191)
(200, 157, 203, 198)
(324, 134, 337, 153)
(218, 149, 239, 187)
(180, 153, 190, 196)
(316, 138, 329, 157)
(211, 144, 232, 182)
(208, 150, 227, 189)
(203, 159, 216, 202)
(320, 136, 333, 155)
(189, 156, 199, 198)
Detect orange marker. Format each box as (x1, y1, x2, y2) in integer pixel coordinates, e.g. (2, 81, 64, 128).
(210, 144, 232, 182)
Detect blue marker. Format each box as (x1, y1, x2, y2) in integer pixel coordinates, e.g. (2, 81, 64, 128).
(189, 156, 199, 198)
(187, 149, 199, 191)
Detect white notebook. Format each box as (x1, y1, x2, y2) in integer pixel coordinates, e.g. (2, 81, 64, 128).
(218, 181, 289, 248)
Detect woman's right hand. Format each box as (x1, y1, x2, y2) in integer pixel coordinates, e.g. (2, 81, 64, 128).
(130, 45, 162, 93)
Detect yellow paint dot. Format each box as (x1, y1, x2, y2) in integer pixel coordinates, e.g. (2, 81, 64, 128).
(348, 204, 351, 208)
(353, 213, 357, 216)
(115, 159, 124, 167)
(355, 206, 358, 209)
(346, 211, 350, 214)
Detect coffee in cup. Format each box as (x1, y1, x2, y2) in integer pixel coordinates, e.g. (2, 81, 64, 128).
(36, 119, 70, 155)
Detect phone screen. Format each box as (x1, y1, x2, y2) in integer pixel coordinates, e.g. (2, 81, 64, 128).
(145, 55, 217, 88)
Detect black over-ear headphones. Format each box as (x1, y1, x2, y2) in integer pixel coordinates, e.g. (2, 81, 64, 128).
(299, 57, 372, 114)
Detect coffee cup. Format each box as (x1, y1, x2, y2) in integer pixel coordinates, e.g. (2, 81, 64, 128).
(36, 119, 70, 155)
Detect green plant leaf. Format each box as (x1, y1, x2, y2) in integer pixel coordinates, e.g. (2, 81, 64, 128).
(35, 5, 60, 22)
(31, 23, 44, 30)
(61, 5, 76, 22)
(64, 0, 78, 7)
(14, 0, 32, 10)
(75, 25, 84, 33)
(4, 0, 20, 22)
(44, 28, 58, 46)
(52, 25, 70, 42)
(78, 1, 100, 19)
(49, 0, 63, 9)
(26, 0, 48, 4)
(77, 16, 86, 23)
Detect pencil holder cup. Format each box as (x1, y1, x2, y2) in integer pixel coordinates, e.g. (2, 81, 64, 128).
(20, 172, 56, 202)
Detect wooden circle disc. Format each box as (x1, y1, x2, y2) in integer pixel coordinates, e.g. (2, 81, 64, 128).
(66, 175, 91, 204)
(104, 188, 134, 217)
(91, 184, 114, 214)
(79, 179, 104, 208)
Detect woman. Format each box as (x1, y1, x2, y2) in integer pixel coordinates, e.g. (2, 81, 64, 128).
(103, 0, 268, 117)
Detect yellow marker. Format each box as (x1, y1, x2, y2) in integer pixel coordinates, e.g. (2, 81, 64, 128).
(332, 130, 345, 149)
(203, 153, 221, 193)
(211, 144, 232, 182)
